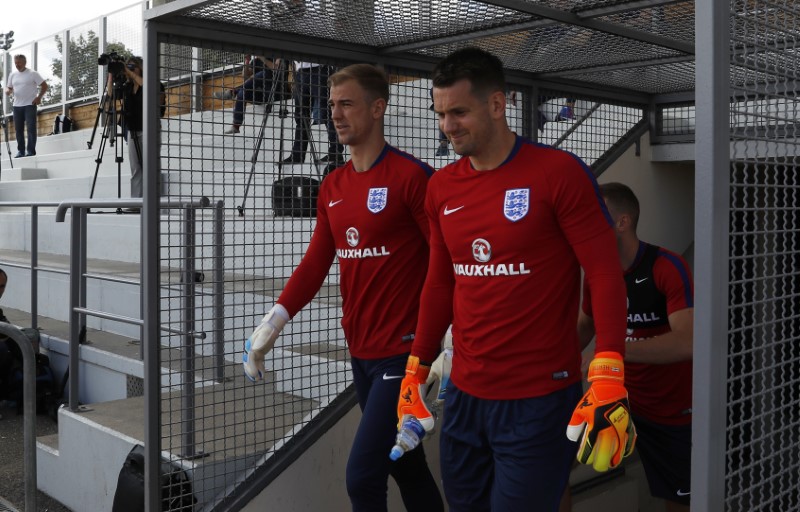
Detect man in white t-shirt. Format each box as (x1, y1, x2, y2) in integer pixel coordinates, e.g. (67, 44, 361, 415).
(4, 54, 48, 158)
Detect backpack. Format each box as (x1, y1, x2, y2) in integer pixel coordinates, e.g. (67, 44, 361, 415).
(8, 352, 55, 415)
(52, 114, 74, 134)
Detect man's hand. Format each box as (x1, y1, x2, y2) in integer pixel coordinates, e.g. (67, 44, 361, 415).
(426, 348, 452, 407)
(397, 355, 435, 433)
(242, 305, 289, 382)
(566, 352, 636, 472)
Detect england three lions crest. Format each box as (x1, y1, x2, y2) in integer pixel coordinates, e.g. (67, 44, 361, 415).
(367, 187, 388, 213)
(504, 188, 529, 222)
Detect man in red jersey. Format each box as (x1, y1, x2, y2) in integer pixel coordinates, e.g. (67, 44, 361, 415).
(395, 47, 635, 512)
(242, 63, 443, 512)
(578, 182, 693, 512)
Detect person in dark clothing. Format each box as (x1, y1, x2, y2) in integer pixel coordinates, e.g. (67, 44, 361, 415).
(114, 56, 166, 206)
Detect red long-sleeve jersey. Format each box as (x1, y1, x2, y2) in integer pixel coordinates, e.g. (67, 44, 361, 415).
(412, 136, 626, 400)
(277, 144, 432, 359)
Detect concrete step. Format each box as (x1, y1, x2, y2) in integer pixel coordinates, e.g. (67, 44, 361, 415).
(36, 372, 325, 512)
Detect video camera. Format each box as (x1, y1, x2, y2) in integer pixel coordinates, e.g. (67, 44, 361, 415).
(98, 51, 126, 79)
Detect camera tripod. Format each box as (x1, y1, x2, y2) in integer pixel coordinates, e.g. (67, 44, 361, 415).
(88, 75, 137, 212)
(237, 61, 323, 217)
(0, 102, 14, 181)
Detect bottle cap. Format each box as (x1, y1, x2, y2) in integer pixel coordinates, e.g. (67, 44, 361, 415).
(389, 446, 403, 461)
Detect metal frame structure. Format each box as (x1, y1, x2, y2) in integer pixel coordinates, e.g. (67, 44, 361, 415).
(91, 0, 799, 510)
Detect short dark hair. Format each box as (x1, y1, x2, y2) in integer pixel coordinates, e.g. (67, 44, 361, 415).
(329, 63, 390, 103)
(432, 47, 506, 98)
(600, 182, 640, 230)
(0, 268, 7, 280)
(13, 54, 26, 61)
(126, 56, 143, 69)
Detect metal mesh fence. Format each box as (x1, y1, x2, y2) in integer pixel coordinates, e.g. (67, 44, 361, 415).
(68, 21, 103, 102)
(727, 1, 800, 511)
(157, 44, 353, 509)
(150, 35, 648, 508)
(107, 4, 144, 58)
(536, 91, 644, 168)
(37, 36, 62, 108)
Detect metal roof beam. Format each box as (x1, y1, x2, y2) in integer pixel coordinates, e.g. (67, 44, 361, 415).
(382, 0, 693, 55)
(486, 0, 694, 54)
(539, 55, 694, 78)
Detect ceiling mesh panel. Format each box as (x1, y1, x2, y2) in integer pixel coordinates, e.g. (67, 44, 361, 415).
(163, 0, 702, 95)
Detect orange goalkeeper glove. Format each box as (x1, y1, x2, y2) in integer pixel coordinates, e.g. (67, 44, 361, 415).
(396, 355, 436, 433)
(566, 351, 636, 472)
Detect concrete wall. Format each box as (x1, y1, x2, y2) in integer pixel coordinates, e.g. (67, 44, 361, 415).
(598, 132, 696, 263)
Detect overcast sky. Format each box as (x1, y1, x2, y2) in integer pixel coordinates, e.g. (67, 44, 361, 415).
(2, 0, 141, 50)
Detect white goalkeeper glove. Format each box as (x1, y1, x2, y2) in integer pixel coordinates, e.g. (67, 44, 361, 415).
(426, 347, 452, 407)
(242, 304, 289, 382)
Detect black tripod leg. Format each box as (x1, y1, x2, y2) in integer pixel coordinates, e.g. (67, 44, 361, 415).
(2, 121, 12, 170)
(89, 121, 111, 199)
(237, 102, 272, 217)
(88, 86, 110, 150)
(304, 115, 323, 179)
(275, 95, 287, 182)
(237, 68, 284, 217)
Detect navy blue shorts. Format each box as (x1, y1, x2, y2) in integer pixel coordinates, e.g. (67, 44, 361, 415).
(633, 414, 692, 505)
(440, 382, 582, 512)
(348, 353, 443, 512)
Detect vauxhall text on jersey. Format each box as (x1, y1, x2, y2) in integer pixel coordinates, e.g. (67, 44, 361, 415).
(412, 136, 626, 400)
(277, 144, 433, 358)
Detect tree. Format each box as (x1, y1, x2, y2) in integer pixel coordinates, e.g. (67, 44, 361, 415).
(48, 31, 132, 104)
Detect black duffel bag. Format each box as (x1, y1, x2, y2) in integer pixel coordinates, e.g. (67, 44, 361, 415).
(272, 176, 319, 217)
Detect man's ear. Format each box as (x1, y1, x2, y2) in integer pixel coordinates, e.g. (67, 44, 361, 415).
(617, 214, 631, 231)
(373, 97, 387, 119)
(489, 90, 506, 119)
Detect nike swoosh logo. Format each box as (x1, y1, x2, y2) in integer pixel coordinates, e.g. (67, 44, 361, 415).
(328, 199, 343, 207)
(676, 490, 690, 496)
(635, 277, 648, 284)
(443, 205, 464, 216)
(382, 373, 403, 380)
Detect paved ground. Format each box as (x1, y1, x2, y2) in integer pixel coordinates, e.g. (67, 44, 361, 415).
(0, 402, 71, 511)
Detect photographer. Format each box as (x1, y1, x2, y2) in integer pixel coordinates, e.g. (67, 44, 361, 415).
(107, 56, 165, 208)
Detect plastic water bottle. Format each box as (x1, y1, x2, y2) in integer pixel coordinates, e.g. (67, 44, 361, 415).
(389, 416, 426, 461)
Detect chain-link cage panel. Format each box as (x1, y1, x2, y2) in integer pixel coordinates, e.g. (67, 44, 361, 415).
(536, 91, 645, 169)
(658, 102, 695, 138)
(36, 36, 62, 108)
(107, 4, 144, 58)
(727, 1, 800, 511)
(156, 42, 353, 509)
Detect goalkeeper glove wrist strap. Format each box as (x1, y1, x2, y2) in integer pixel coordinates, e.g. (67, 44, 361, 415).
(588, 351, 624, 383)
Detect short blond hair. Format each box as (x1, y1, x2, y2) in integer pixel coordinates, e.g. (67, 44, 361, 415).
(329, 64, 390, 103)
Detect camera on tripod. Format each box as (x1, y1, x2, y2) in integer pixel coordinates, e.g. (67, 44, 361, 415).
(98, 51, 127, 82)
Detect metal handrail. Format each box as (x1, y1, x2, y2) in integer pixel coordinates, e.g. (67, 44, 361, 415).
(54, 197, 212, 412)
(54, 196, 222, 461)
(0, 323, 38, 512)
(0, 201, 61, 330)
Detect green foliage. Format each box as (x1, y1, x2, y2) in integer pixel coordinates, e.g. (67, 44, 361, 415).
(47, 31, 132, 103)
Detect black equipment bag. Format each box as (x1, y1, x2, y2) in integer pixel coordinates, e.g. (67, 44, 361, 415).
(112, 444, 197, 511)
(52, 114, 74, 134)
(272, 176, 319, 217)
